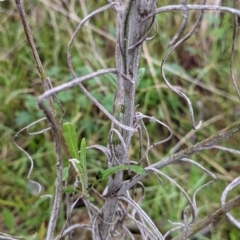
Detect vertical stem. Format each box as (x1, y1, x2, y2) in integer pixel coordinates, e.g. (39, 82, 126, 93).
(38, 101, 63, 240)
(14, 1, 72, 238)
(14, 0, 46, 83)
(98, 1, 156, 239)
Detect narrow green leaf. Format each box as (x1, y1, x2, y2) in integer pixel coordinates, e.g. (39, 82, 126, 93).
(137, 68, 145, 87)
(62, 167, 69, 181)
(69, 158, 88, 195)
(101, 164, 146, 179)
(89, 165, 146, 189)
(107, 73, 117, 88)
(69, 158, 84, 176)
(101, 165, 126, 179)
(128, 165, 146, 175)
(62, 186, 75, 193)
(80, 138, 88, 191)
(62, 122, 78, 159)
(80, 138, 87, 175)
(3, 208, 15, 231)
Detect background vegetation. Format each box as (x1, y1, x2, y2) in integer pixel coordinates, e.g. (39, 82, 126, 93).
(0, 0, 240, 239)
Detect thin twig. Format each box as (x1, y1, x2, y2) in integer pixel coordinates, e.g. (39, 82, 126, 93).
(38, 100, 63, 240)
(38, 69, 116, 100)
(221, 177, 240, 229)
(54, 224, 92, 240)
(14, 0, 46, 82)
(161, 2, 206, 130)
(67, 2, 117, 79)
(144, 4, 240, 21)
(168, 0, 188, 47)
(118, 195, 164, 240)
(119, 119, 240, 194)
(172, 195, 240, 240)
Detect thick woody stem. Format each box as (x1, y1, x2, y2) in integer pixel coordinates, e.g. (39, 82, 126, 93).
(97, 1, 156, 239)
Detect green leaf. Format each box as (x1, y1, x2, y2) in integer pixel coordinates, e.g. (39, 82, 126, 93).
(88, 196, 95, 202)
(164, 63, 186, 75)
(107, 73, 117, 88)
(15, 111, 33, 126)
(80, 138, 87, 175)
(69, 158, 84, 176)
(62, 186, 75, 193)
(89, 165, 146, 189)
(79, 138, 88, 191)
(128, 165, 146, 175)
(137, 68, 145, 87)
(101, 164, 146, 179)
(3, 208, 15, 231)
(45, 66, 61, 77)
(62, 167, 69, 181)
(101, 165, 126, 179)
(69, 158, 88, 195)
(62, 122, 79, 159)
(57, 90, 74, 103)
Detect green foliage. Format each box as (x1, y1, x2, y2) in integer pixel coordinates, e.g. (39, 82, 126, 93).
(62, 186, 75, 193)
(89, 164, 146, 189)
(15, 111, 33, 126)
(137, 67, 145, 87)
(2, 208, 15, 233)
(57, 90, 74, 103)
(63, 122, 89, 194)
(62, 122, 79, 160)
(79, 138, 88, 191)
(62, 166, 69, 181)
(62, 122, 145, 194)
(1, 0, 239, 238)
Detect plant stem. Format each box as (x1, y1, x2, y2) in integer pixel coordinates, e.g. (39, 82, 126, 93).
(172, 195, 240, 240)
(98, 1, 156, 238)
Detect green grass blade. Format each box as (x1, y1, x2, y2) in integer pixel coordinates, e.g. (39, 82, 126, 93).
(79, 138, 88, 192)
(62, 166, 69, 181)
(89, 165, 146, 189)
(101, 164, 145, 179)
(137, 68, 145, 87)
(62, 122, 78, 159)
(107, 73, 117, 88)
(62, 186, 75, 193)
(80, 138, 87, 173)
(127, 165, 146, 175)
